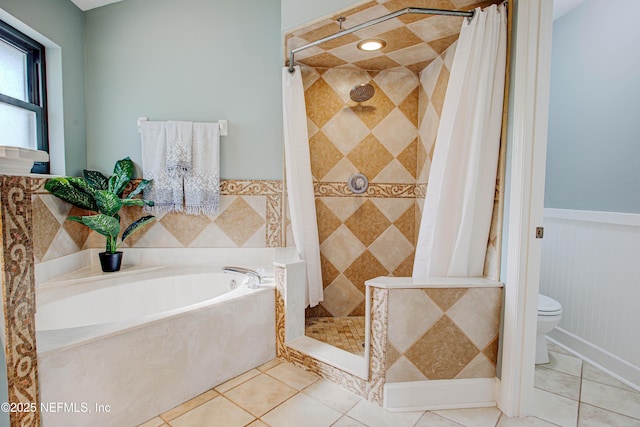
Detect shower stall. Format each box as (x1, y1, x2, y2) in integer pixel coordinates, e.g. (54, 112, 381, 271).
(283, 1, 505, 357)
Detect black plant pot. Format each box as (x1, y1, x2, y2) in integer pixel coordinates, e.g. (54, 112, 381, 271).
(99, 251, 123, 273)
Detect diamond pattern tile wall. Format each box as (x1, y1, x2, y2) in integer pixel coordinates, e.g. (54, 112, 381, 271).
(386, 287, 502, 382)
(301, 34, 502, 319)
(314, 196, 416, 317)
(302, 61, 425, 319)
(31, 194, 91, 263)
(304, 67, 418, 184)
(32, 180, 285, 264)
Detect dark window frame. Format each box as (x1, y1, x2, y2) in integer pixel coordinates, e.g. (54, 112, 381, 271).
(0, 19, 49, 174)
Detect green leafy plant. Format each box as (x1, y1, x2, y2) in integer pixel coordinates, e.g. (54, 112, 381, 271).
(44, 157, 156, 254)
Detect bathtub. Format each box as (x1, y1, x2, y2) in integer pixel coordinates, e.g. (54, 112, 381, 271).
(36, 263, 275, 427)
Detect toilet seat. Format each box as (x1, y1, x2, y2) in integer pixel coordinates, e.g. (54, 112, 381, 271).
(538, 294, 562, 316)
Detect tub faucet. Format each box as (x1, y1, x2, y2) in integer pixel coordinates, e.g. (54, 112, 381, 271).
(222, 266, 263, 286)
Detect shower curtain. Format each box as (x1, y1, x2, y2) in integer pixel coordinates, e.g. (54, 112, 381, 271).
(413, 4, 507, 278)
(282, 65, 323, 307)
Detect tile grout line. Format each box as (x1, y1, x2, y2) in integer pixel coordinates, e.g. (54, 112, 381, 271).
(252, 374, 324, 425)
(576, 360, 583, 427)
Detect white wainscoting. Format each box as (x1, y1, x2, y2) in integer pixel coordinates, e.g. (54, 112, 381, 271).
(540, 208, 640, 389)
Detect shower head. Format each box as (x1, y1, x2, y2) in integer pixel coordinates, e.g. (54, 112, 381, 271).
(349, 83, 375, 103)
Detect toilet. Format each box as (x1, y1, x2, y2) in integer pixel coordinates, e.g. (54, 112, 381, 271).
(536, 294, 563, 364)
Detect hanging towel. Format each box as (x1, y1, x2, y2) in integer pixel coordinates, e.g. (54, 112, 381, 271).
(140, 121, 183, 213)
(165, 121, 193, 176)
(184, 122, 220, 215)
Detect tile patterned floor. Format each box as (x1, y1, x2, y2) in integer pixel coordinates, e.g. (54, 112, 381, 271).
(305, 316, 366, 356)
(532, 341, 640, 427)
(138, 340, 640, 427)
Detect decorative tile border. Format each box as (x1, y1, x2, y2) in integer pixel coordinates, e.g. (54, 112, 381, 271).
(314, 182, 425, 199)
(366, 287, 389, 404)
(0, 176, 40, 427)
(286, 346, 368, 397)
(266, 194, 283, 248)
(220, 179, 281, 196)
(29, 177, 47, 194)
(275, 266, 288, 359)
(32, 176, 284, 196)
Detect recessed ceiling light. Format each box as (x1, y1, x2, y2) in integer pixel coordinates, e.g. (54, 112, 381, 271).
(357, 39, 386, 51)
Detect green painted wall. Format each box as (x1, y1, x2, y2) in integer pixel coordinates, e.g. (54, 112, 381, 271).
(84, 0, 282, 179)
(545, 0, 640, 213)
(0, 0, 86, 175)
(281, 0, 361, 31)
(0, 0, 361, 179)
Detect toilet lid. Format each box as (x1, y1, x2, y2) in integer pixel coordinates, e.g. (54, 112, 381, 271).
(538, 294, 562, 314)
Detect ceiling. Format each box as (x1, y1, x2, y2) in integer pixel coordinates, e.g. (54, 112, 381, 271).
(285, 0, 498, 73)
(73, 0, 589, 16)
(70, 0, 122, 11)
(71, 0, 590, 71)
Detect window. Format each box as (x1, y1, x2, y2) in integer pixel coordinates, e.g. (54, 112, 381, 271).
(0, 19, 48, 173)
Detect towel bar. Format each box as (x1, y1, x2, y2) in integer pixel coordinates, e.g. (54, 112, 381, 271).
(137, 117, 228, 136)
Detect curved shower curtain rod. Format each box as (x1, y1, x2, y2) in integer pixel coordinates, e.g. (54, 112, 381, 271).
(287, 6, 476, 73)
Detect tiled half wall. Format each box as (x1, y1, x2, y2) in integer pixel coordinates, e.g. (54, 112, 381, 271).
(276, 261, 503, 406)
(31, 179, 285, 264)
(386, 287, 502, 382)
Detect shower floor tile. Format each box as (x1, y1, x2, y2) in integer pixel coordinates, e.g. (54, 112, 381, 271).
(305, 316, 366, 356)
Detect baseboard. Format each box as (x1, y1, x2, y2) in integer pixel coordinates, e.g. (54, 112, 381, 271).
(548, 328, 640, 391)
(383, 377, 498, 412)
(544, 208, 640, 227)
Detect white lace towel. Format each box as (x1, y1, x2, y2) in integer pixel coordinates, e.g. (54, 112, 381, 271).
(140, 121, 183, 213)
(165, 121, 193, 176)
(184, 122, 220, 215)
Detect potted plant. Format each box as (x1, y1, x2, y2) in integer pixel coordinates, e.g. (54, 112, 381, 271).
(44, 157, 156, 272)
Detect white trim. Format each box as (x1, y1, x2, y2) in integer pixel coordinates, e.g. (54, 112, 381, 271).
(365, 276, 503, 289)
(498, 0, 554, 417)
(0, 8, 66, 175)
(548, 329, 640, 391)
(287, 336, 367, 379)
(69, 0, 123, 12)
(384, 378, 498, 412)
(544, 208, 640, 227)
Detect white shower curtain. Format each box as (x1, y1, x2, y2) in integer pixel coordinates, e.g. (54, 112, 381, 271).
(282, 66, 323, 307)
(413, 4, 507, 279)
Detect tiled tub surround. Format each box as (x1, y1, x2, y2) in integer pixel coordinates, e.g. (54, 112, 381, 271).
(31, 178, 284, 264)
(0, 176, 282, 427)
(375, 277, 503, 411)
(275, 257, 504, 410)
(35, 248, 277, 427)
